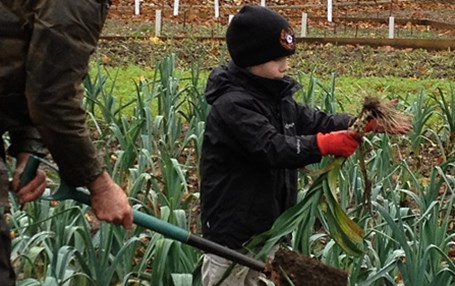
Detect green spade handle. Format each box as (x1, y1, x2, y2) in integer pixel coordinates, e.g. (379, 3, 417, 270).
(22, 155, 265, 271)
(19, 155, 40, 188)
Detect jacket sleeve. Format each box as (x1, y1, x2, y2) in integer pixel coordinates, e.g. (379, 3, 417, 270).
(24, 1, 110, 187)
(210, 96, 322, 169)
(295, 103, 355, 135)
(7, 127, 48, 158)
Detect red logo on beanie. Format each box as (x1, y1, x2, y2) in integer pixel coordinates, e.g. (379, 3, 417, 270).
(280, 28, 295, 51)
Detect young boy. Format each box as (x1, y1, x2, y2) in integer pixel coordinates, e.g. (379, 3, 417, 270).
(199, 5, 360, 285)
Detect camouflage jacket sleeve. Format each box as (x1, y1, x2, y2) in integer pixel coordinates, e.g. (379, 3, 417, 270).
(6, 1, 111, 187)
(7, 127, 48, 158)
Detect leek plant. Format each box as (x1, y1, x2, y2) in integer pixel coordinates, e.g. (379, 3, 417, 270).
(84, 66, 136, 128)
(181, 64, 210, 124)
(407, 91, 436, 162)
(363, 163, 455, 286)
(294, 70, 317, 106)
(8, 54, 455, 286)
(84, 62, 108, 115)
(432, 85, 455, 156)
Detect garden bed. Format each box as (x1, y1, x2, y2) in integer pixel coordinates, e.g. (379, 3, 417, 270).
(98, 0, 455, 79)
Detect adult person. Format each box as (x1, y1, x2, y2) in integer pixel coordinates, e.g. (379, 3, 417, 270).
(0, 1, 133, 284)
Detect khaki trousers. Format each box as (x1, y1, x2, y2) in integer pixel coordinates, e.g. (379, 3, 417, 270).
(202, 246, 278, 286)
(202, 253, 264, 286)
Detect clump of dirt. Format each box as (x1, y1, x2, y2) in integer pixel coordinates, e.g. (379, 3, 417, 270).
(264, 247, 348, 286)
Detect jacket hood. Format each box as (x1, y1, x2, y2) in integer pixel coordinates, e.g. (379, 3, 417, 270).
(204, 62, 301, 105)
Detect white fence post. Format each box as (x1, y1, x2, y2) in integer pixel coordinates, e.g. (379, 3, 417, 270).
(389, 16, 395, 39)
(173, 0, 179, 16)
(134, 0, 140, 15)
(155, 10, 162, 37)
(327, 0, 333, 22)
(215, 0, 220, 18)
(260, 0, 266, 7)
(301, 12, 308, 37)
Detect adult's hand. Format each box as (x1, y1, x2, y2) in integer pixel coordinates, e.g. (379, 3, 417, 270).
(88, 171, 133, 229)
(316, 130, 361, 157)
(11, 153, 47, 204)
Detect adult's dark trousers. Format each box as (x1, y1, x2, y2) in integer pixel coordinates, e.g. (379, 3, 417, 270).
(0, 214, 15, 286)
(0, 147, 14, 285)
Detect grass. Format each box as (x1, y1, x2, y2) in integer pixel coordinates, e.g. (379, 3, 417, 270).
(88, 65, 154, 101)
(332, 76, 451, 112)
(90, 63, 453, 115)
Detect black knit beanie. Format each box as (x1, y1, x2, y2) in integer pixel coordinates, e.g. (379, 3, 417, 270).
(226, 5, 296, 67)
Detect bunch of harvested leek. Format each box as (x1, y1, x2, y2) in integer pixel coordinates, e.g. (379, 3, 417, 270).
(351, 96, 412, 210)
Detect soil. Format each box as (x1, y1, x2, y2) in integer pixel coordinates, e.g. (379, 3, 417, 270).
(97, 0, 455, 79)
(103, 0, 455, 39)
(107, 0, 455, 25)
(265, 247, 348, 286)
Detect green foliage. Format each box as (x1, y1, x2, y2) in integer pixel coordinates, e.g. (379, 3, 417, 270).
(7, 54, 455, 285)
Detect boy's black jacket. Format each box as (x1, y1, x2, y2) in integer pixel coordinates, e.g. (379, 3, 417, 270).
(200, 62, 353, 249)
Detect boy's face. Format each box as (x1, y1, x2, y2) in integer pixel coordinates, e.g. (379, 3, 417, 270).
(248, 57, 289, 80)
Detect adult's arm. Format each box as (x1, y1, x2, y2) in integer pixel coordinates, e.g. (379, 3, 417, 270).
(25, 0, 109, 187)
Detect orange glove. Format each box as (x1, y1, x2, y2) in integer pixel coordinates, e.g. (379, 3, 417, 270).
(316, 131, 360, 157)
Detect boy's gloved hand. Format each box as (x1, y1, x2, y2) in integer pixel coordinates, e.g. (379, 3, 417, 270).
(316, 131, 360, 157)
